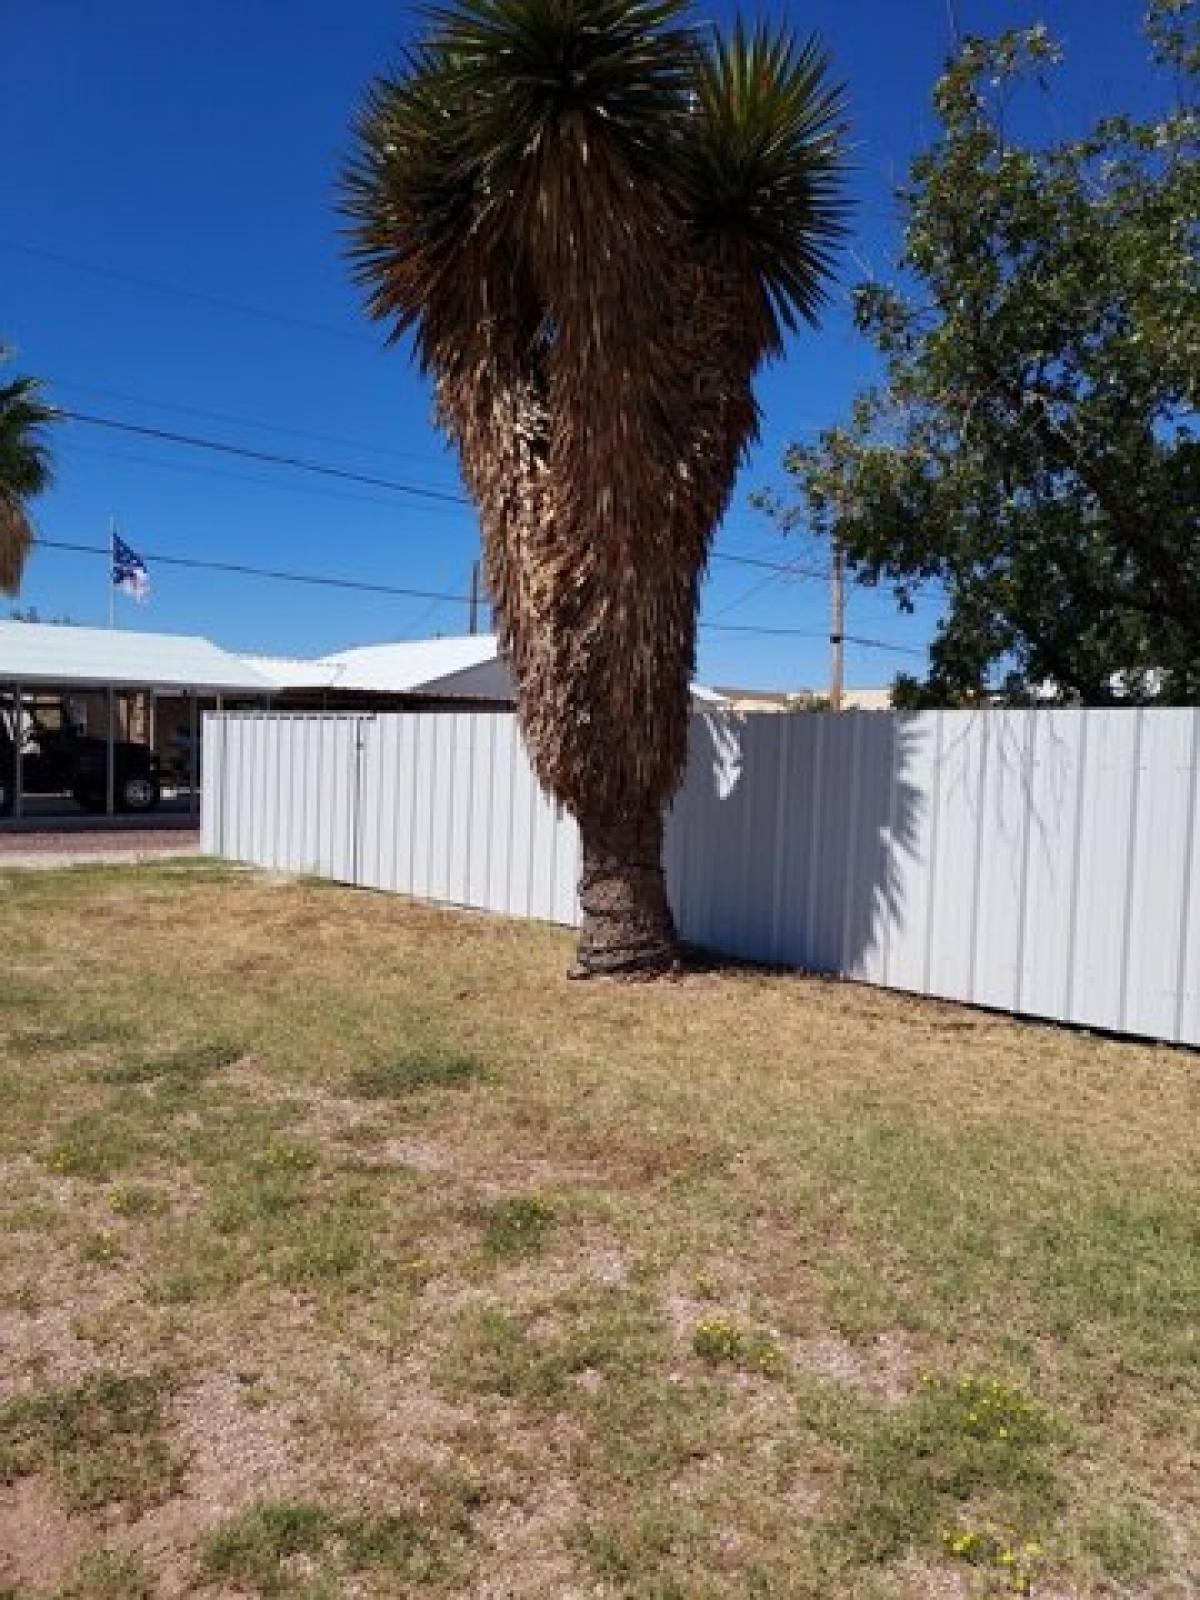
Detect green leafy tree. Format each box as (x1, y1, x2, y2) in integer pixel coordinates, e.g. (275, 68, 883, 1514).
(773, 2, 1198, 707)
(345, 0, 846, 973)
(0, 352, 56, 595)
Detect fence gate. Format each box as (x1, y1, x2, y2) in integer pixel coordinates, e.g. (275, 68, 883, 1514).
(203, 711, 581, 921)
(206, 713, 368, 884)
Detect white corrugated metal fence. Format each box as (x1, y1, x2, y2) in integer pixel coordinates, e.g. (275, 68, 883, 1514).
(203, 707, 1200, 1045)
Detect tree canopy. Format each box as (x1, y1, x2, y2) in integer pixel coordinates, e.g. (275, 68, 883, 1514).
(774, 1, 1198, 706)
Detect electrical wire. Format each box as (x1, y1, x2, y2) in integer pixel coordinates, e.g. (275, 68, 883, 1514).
(30, 534, 924, 654)
(0, 237, 368, 346)
(56, 407, 826, 577)
(65, 442, 471, 519)
(31, 538, 468, 606)
(62, 411, 468, 506)
(711, 552, 829, 620)
(700, 621, 923, 656)
(52, 378, 449, 468)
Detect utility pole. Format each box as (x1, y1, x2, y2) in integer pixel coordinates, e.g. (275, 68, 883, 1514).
(468, 560, 481, 635)
(830, 526, 844, 713)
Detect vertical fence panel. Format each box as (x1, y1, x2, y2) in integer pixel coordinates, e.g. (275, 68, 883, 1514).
(1176, 713, 1200, 1044)
(486, 716, 515, 914)
(356, 718, 384, 891)
(1123, 709, 1195, 1040)
(807, 715, 855, 972)
(1070, 711, 1142, 1033)
(203, 707, 1200, 1046)
(714, 715, 784, 961)
(552, 804, 582, 928)
(925, 713, 986, 1004)
(1018, 710, 1086, 1022)
(762, 713, 821, 968)
(393, 716, 417, 896)
(874, 714, 936, 995)
(200, 714, 221, 856)
(844, 715, 897, 984)
(465, 716, 494, 910)
(971, 711, 1032, 1010)
(409, 716, 434, 901)
(300, 717, 323, 875)
(228, 717, 250, 862)
(506, 727, 540, 919)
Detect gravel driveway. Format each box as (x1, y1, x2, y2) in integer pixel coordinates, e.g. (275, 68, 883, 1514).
(0, 827, 200, 869)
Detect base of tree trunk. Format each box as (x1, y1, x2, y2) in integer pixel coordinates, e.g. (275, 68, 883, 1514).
(571, 810, 678, 978)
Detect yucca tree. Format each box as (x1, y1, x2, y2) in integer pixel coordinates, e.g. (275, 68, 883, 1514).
(345, 0, 846, 974)
(0, 354, 55, 595)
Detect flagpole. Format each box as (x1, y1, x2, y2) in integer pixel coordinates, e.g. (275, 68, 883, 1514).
(108, 517, 116, 629)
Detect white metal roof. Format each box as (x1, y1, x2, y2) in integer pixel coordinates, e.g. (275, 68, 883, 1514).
(240, 654, 343, 692)
(690, 683, 728, 706)
(322, 635, 504, 694)
(248, 634, 724, 706)
(0, 622, 275, 694)
(244, 636, 507, 698)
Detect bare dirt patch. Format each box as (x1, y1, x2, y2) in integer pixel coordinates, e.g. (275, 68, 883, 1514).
(0, 1478, 95, 1592)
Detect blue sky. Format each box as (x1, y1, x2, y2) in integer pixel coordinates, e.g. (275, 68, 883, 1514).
(3, 0, 1165, 689)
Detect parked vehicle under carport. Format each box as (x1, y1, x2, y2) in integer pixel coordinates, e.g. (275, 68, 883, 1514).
(0, 711, 161, 814)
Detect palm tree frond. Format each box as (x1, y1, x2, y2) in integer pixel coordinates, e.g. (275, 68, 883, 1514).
(679, 20, 850, 345)
(428, 0, 697, 179)
(342, 49, 488, 354)
(0, 364, 55, 595)
(343, 0, 700, 352)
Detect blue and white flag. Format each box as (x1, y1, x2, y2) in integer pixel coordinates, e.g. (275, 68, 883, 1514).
(112, 534, 150, 602)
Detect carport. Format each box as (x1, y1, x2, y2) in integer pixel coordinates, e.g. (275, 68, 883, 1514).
(0, 621, 273, 825)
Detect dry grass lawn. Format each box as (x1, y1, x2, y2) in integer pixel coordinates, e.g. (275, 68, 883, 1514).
(0, 859, 1196, 1600)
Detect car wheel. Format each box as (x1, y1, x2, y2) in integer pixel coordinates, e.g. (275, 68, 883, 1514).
(121, 774, 160, 812)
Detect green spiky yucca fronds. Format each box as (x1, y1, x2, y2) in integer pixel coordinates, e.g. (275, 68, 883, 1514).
(0, 360, 55, 595)
(679, 21, 849, 347)
(344, 1, 847, 838)
(345, 0, 698, 367)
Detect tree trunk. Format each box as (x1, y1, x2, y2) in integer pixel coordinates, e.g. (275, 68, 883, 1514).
(572, 804, 678, 978)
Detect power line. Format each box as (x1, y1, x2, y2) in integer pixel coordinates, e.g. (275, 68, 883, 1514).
(31, 538, 468, 607)
(701, 620, 923, 656)
(52, 378, 448, 469)
(30, 533, 924, 655)
(62, 412, 469, 507)
(66, 441, 472, 520)
(713, 550, 829, 579)
(711, 553, 827, 620)
(0, 238, 368, 347)
(57, 406, 823, 578)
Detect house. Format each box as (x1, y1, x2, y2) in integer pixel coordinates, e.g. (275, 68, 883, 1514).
(1, 623, 726, 822)
(242, 635, 512, 710)
(0, 620, 273, 819)
(246, 634, 727, 713)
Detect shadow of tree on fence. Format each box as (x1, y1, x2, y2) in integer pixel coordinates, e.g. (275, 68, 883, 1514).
(665, 708, 927, 980)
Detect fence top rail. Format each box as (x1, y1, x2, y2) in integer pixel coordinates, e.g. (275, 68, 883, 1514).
(202, 704, 1198, 728)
